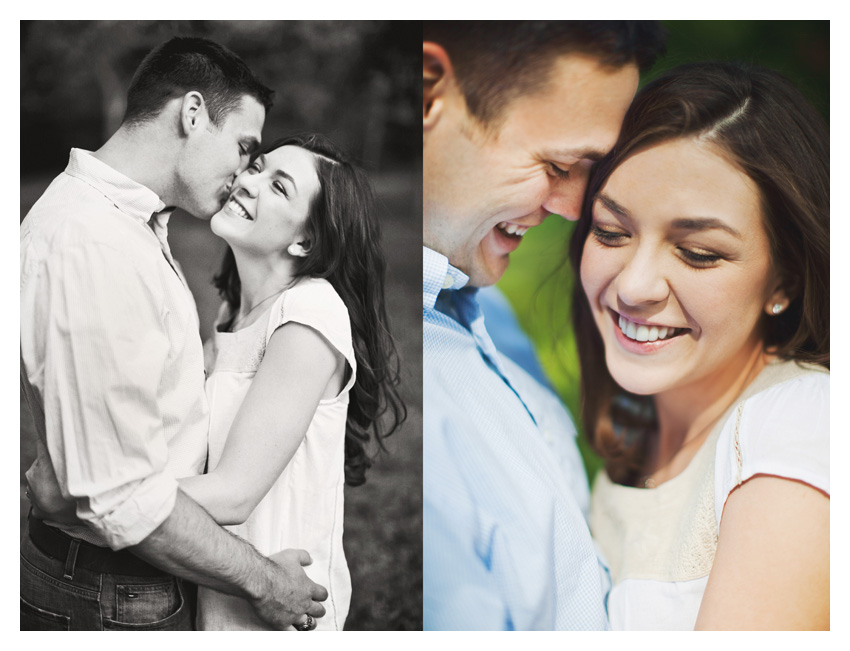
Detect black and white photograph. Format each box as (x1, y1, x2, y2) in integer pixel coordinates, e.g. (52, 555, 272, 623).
(20, 20, 422, 631)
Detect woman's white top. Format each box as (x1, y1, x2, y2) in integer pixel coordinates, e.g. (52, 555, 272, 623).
(590, 360, 829, 630)
(196, 277, 356, 631)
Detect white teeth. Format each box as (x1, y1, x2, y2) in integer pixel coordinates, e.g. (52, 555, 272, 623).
(228, 199, 252, 221)
(497, 222, 529, 238)
(618, 315, 680, 342)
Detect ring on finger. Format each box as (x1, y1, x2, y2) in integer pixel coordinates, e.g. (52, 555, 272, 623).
(295, 615, 315, 631)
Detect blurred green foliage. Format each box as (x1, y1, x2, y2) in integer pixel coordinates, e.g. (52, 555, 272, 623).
(496, 20, 829, 482)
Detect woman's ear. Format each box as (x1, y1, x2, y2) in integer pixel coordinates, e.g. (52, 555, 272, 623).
(764, 284, 791, 316)
(287, 241, 311, 258)
(764, 272, 801, 316)
(423, 42, 454, 132)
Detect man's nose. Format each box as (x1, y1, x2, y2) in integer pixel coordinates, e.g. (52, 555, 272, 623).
(541, 166, 590, 222)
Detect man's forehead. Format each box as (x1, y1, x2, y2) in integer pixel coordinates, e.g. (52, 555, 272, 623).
(230, 94, 266, 126)
(227, 95, 265, 143)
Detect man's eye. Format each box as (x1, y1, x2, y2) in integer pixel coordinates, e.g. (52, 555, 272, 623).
(548, 163, 571, 179)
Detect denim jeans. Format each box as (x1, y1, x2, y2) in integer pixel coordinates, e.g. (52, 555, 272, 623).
(20, 520, 194, 630)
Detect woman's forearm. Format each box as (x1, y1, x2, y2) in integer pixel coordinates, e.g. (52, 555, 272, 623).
(178, 473, 251, 525)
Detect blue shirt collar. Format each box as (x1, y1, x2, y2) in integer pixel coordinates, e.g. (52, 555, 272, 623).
(423, 246, 470, 310)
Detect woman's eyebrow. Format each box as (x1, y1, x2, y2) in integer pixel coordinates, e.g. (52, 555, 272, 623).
(597, 192, 743, 238)
(671, 217, 742, 238)
(273, 169, 297, 192)
(596, 192, 630, 217)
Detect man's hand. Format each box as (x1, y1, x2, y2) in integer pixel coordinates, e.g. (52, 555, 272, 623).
(25, 458, 81, 525)
(252, 548, 328, 629)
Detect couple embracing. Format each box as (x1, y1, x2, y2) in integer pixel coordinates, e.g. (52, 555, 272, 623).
(423, 21, 828, 630)
(21, 36, 404, 631)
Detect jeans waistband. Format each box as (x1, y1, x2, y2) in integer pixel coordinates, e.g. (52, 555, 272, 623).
(27, 512, 167, 578)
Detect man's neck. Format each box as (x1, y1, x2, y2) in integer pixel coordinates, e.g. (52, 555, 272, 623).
(92, 124, 179, 204)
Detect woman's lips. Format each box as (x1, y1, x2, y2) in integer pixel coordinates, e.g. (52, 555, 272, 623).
(610, 309, 689, 353)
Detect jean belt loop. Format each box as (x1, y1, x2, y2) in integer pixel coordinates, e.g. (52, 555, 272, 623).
(63, 538, 80, 580)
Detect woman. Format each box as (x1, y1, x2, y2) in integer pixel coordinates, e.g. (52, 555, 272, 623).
(178, 133, 405, 630)
(570, 62, 829, 630)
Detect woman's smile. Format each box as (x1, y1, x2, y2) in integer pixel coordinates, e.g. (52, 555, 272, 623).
(610, 309, 689, 353)
(224, 197, 254, 221)
(581, 137, 780, 397)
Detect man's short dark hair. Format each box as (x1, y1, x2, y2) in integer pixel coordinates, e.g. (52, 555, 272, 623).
(424, 21, 667, 126)
(123, 36, 275, 128)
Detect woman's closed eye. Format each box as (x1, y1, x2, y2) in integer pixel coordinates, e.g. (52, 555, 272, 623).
(591, 224, 630, 246)
(677, 246, 724, 268)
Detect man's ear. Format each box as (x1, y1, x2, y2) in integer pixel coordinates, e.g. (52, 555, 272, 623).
(423, 42, 453, 132)
(179, 91, 206, 136)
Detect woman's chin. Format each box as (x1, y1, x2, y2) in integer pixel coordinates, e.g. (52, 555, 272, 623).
(210, 212, 234, 239)
(605, 357, 672, 397)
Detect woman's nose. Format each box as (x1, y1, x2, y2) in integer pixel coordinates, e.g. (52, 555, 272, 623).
(615, 249, 669, 307)
(233, 171, 259, 197)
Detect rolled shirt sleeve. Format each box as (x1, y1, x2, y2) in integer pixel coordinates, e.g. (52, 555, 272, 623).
(23, 240, 178, 549)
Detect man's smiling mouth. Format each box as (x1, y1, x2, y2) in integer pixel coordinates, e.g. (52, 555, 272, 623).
(496, 221, 529, 238)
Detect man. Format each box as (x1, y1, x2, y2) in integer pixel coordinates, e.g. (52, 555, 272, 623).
(422, 22, 666, 630)
(20, 36, 327, 631)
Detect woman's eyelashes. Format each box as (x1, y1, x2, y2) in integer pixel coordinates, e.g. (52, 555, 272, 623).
(590, 223, 726, 269)
(590, 224, 629, 245)
(675, 246, 723, 268)
(245, 162, 289, 197)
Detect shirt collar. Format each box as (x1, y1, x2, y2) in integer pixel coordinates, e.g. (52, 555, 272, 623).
(65, 148, 167, 225)
(423, 246, 469, 309)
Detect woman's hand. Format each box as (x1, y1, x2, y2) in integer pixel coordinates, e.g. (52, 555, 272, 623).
(696, 474, 829, 630)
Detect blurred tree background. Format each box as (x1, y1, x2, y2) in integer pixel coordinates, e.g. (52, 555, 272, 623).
(20, 20, 421, 630)
(496, 20, 829, 481)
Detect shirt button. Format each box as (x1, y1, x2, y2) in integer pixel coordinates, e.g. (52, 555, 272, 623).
(442, 275, 454, 289)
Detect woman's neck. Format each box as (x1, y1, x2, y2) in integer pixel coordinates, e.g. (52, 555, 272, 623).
(231, 249, 298, 327)
(649, 341, 772, 481)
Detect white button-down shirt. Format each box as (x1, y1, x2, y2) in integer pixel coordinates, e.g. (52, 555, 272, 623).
(21, 149, 209, 550)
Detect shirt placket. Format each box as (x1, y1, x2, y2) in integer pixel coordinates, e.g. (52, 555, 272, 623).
(148, 212, 192, 291)
(454, 289, 540, 428)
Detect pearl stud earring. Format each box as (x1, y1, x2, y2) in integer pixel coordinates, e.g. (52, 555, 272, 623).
(772, 303, 784, 315)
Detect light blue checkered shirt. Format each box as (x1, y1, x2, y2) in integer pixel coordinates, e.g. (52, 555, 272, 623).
(423, 246, 610, 630)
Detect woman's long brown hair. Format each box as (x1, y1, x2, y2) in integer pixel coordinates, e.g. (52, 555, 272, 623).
(569, 62, 829, 485)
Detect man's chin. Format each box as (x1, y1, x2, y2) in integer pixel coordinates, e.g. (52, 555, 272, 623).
(466, 256, 510, 288)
